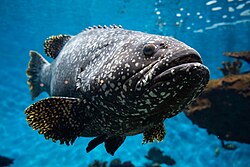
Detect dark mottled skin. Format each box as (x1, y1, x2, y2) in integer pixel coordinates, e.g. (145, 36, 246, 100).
(25, 26, 209, 152)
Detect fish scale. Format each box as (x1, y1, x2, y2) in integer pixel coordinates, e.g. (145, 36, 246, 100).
(25, 25, 209, 155)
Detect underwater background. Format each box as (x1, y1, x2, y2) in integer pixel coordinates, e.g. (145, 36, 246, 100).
(0, 0, 250, 166)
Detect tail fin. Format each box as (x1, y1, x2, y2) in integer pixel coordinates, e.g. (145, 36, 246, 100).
(26, 51, 49, 100)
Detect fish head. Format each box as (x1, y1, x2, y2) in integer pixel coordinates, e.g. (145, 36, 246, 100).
(84, 33, 209, 118)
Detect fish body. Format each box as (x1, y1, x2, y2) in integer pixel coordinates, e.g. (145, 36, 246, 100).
(25, 25, 209, 155)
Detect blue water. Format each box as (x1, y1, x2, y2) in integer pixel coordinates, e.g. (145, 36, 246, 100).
(0, 0, 250, 166)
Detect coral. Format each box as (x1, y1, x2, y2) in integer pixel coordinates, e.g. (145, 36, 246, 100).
(88, 159, 135, 167)
(184, 72, 250, 144)
(224, 51, 250, 64)
(88, 160, 108, 167)
(110, 158, 135, 167)
(218, 51, 250, 76)
(145, 147, 176, 166)
(218, 59, 242, 76)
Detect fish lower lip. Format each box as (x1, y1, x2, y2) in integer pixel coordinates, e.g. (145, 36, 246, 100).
(153, 62, 210, 83)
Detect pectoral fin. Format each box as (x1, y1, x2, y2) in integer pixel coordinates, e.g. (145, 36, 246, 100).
(25, 97, 85, 145)
(142, 122, 166, 144)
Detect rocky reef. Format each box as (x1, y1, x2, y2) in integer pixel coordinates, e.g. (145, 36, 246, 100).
(223, 51, 250, 64)
(88, 146, 176, 167)
(0, 155, 14, 167)
(88, 158, 135, 167)
(144, 147, 176, 166)
(184, 51, 250, 144)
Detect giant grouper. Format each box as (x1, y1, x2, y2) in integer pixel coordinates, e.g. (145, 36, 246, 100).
(25, 25, 210, 155)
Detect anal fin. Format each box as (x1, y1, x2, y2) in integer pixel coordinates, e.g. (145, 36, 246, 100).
(25, 97, 85, 145)
(105, 136, 126, 156)
(86, 135, 107, 153)
(86, 135, 126, 156)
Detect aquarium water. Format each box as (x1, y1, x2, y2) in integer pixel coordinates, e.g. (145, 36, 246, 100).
(0, 0, 249, 166)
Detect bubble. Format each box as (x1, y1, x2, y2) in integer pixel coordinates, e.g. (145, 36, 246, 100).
(176, 13, 181, 17)
(228, 7, 235, 12)
(156, 11, 161, 15)
(206, 0, 217, 6)
(212, 7, 222, 11)
(236, 4, 245, 10)
(193, 29, 204, 33)
(199, 16, 203, 19)
(240, 9, 250, 16)
(196, 12, 201, 15)
(187, 13, 191, 16)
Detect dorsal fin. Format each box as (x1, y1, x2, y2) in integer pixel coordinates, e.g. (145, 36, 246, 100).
(44, 34, 72, 59)
(83, 24, 123, 31)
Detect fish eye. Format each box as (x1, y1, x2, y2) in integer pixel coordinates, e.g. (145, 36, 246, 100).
(143, 43, 157, 57)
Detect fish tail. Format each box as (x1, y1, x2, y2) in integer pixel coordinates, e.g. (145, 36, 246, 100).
(26, 50, 50, 100)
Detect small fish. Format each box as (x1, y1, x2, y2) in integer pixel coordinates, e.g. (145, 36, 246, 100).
(25, 25, 210, 155)
(221, 140, 237, 150)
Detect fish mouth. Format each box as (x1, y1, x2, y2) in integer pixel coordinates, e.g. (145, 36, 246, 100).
(151, 48, 209, 87)
(134, 48, 210, 117)
(153, 49, 207, 82)
(135, 48, 206, 90)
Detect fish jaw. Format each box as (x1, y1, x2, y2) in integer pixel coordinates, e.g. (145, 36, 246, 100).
(135, 52, 210, 118)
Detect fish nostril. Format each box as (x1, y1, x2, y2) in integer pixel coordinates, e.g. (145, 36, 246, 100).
(159, 42, 168, 49)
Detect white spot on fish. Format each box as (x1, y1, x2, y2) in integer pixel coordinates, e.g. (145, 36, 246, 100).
(160, 92, 166, 96)
(102, 83, 107, 90)
(125, 63, 130, 68)
(123, 84, 128, 92)
(110, 83, 115, 89)
(149, 91, 157, 97)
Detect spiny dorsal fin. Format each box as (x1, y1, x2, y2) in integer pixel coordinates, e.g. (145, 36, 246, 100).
(25, 97, 85, 145)
(44, 34, 72, 59)
(83, 24, 123, 31)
